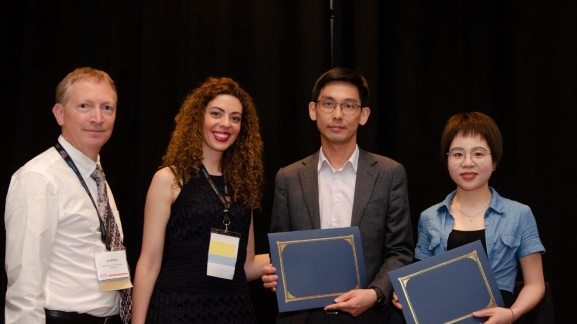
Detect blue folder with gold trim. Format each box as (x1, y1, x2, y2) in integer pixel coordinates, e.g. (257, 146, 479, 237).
(389, 240, 504, 324)
(268, 227, 366, 313)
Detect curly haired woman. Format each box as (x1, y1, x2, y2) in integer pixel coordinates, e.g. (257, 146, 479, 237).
(132, 77, 269, 323)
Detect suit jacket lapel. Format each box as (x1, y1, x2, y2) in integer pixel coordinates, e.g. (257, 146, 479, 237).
(351, 150, 378, 226)
(297, 152, 321, 229)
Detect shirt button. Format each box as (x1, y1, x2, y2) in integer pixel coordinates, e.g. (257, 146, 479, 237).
(334, 197, 339, 202)
(485, 222, 489, 226)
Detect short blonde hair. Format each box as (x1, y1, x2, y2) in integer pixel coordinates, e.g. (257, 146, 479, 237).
(55, 67, 116, 105)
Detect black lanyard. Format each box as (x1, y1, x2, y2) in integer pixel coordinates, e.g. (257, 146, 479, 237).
(200, 164, 232, 232)
(54, 142, 112, 250)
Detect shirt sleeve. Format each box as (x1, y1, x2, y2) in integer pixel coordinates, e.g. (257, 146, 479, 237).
(5, 171, 60, 323)
(415, 214, 434, 260)
(517, 207, 545, 258)
(373, 163, 414, 302)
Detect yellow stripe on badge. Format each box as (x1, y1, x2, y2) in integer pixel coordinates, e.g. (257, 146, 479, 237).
(209, 240, 236, 257)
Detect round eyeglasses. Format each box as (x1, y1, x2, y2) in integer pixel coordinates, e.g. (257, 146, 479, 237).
(316, 99, 361, 116)
(447, 148, 492, 164)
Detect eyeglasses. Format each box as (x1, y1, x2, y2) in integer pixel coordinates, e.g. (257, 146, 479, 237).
(447, 148, 492, 164)
(316, 99, 361, 116)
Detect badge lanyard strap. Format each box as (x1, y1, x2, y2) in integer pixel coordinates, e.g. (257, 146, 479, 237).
(54, 142, 112, 250)
(200, 164, 232, 232)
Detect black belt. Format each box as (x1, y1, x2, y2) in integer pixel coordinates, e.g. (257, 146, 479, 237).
(45, 309, 122, 324)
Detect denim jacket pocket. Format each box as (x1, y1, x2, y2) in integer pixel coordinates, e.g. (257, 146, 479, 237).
(499, 234, 519, 248)
(492, 233, 520, 262)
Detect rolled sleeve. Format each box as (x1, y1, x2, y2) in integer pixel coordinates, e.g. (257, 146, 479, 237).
(516, 207, 545, 259)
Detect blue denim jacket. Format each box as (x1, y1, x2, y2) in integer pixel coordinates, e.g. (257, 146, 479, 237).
(415, 187, 545, 293)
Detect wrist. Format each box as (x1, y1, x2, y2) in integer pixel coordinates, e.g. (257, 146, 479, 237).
(369, 286, 386, 309)
(510, 308, 515, 322)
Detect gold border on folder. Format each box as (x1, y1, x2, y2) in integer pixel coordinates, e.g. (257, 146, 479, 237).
(276, 235, 361, 303)
(397, 250, 498, 324)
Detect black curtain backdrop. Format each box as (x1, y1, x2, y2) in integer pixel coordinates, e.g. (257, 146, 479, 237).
(1, 1, 575, 323)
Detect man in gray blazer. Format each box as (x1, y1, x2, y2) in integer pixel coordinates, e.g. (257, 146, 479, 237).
(262, 67, 413, 323)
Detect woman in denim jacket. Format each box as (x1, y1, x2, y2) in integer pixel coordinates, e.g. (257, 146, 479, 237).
(413, 112, 545, 323)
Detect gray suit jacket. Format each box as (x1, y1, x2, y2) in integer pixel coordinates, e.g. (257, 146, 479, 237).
(271, 149, 413, 323)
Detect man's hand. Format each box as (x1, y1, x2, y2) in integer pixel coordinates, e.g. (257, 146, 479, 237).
(262, 264, 278, 292)
(323, 288, 377, 317)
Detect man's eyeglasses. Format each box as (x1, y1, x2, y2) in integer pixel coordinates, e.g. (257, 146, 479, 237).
(447, 148, 491, 164)
(316, 99, 361, 116)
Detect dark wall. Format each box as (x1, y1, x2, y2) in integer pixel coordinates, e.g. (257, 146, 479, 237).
(1, 1, 575, 322)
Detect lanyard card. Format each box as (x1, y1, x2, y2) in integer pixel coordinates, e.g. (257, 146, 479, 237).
(94, 250, 133, 292)
(207, 228, 241, 280)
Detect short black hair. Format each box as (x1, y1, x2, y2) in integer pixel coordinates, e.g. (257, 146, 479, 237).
(441, 112, 503, 167)
(311, 67, 369, 106)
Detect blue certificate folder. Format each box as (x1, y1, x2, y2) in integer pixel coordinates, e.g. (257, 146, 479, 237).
(268, 227, 366, 313)
(389, 240, 503, 324)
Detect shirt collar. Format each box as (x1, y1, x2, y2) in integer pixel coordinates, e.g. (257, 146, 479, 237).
(487, 187, 505, 214)
(438, 187, 504, 216)
(58, 135, 100, 177)
(318, 145, 359, 173)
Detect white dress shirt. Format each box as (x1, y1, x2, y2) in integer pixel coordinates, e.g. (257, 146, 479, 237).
(317, 145, 359, 229)
(4, 135, 123, 323)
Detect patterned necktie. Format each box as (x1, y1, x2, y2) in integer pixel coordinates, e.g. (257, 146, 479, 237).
(91, 165, 132, 324)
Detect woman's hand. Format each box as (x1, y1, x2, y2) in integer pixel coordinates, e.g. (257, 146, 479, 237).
(261, 264, 278, 292)
(392, 292, 402, 310)
(472, 307, 515, 324)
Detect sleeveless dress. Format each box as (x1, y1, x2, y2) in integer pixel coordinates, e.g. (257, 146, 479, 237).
(146, 175, 256, 323)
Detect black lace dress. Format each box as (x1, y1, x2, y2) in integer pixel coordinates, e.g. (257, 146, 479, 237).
(146, 175, 256, 323)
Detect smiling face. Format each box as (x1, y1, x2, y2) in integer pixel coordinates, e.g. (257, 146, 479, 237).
(448, 134, 495, 193)
(202, 94, 243, 160)
(52, 78, 117, 161)
(308, 81, 370, 149)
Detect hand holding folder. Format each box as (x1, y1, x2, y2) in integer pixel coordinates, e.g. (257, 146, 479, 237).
(267, 227, 366, 313)
(389, 240, 504, 324)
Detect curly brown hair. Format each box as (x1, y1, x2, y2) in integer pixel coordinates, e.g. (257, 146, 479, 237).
(162, 77, 264, 209)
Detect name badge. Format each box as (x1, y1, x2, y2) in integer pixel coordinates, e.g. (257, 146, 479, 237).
(207, 228, 240, 280)
(94, 250, 133, 292)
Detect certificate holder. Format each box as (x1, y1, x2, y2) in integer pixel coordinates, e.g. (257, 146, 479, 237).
(389, 240, 504, 324)
(268, 227, 366, 313)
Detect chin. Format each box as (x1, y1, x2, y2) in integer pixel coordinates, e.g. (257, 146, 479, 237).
(85, 139, 108, 150)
